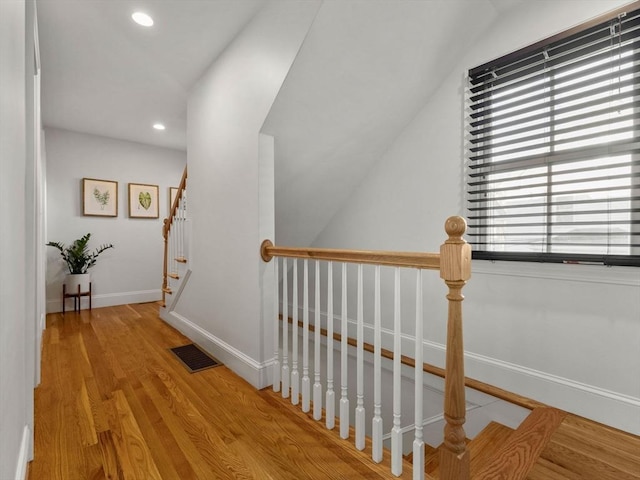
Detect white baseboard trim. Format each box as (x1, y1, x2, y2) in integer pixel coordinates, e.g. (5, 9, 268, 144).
(14, 425, 30, 480)
(284, 302, 640, 435)
(459, 347, 640, 435)
(46, 289, 162, 313)
(160, 310, 272, 389)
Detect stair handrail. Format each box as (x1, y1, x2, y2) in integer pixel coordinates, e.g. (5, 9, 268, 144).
(162, 166, 188, 307)
(261, 215, 472, 480)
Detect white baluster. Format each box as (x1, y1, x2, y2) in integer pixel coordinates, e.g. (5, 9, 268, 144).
(355, 263, 365, 451)
(273, 257, 280, 393)
(372, 265, 383, 463)
(168, 229, 174, 278)
(302, 259, 310, 412)
(413, 269, 424, 480)
(325, 261, 335, 430)
(181, 190, 187, 259)
(339, 263, 349, 440)
(391, 267, 402, 476)
(313, 260, 322, 421)
(282, 258, 290, 398)
(177, 197, 183, 260)
(291, 259, 300, 405)
(173, 212, 178, 272)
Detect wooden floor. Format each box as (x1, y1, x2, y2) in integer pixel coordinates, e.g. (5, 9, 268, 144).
(30, 303, 411, 480)
(30, 303, 640, 480)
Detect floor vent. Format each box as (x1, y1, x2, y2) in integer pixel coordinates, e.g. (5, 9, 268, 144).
(169, 344, 221, 373)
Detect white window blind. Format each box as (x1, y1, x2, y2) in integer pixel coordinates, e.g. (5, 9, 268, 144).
(467, 3, 640, 266)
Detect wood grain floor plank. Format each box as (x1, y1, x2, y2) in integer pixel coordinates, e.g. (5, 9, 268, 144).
(559, 414, 640, 457)
(527, 457, 584, 480)
(97, 430, 124, 480)
(108, 390, 164, 480)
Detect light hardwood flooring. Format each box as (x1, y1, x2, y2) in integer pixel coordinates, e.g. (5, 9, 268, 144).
(29, 303, 640, 479)
(29, 303, 411, 480)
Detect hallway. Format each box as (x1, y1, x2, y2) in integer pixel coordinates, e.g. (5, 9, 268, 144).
(30, 303, 402, 479)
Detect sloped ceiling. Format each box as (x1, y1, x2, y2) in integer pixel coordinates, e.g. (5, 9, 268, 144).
(262, 0, 522, 247)
(37, 0, 264, 150)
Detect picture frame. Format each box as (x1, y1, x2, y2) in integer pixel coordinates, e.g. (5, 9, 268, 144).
(128, 183, 159, 218)
(169, 187, 178, 214)
(83, 178, 118, 217)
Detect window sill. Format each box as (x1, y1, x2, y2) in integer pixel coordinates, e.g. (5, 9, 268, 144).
(472, 259, 640, 287)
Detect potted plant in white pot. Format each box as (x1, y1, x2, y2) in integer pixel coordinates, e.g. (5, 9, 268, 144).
(47, 233, 114, 292)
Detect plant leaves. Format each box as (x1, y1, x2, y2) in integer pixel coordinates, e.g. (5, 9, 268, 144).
(139, 191, 152, 210)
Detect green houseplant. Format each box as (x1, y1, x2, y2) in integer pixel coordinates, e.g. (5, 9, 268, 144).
(47, 233, 114, 293)
(47, 233, 114, 274)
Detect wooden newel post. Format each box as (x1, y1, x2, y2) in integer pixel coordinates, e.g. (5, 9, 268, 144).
(439, 216, 472, 480)
(162, 218, 170, 307)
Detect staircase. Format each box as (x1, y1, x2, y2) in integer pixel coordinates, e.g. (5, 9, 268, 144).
(266, 383, 640, 480)
(162, 166, 189, 309)
(403, 406, 640, 480)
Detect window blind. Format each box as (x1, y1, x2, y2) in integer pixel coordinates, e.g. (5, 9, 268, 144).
(466, 3, 640, 267)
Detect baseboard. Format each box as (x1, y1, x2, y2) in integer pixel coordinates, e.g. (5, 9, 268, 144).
(459, 348, 640, 435)
(160, 310, 273, 389)
(14, 425, 30, 480)
(46, 289, 162, 313)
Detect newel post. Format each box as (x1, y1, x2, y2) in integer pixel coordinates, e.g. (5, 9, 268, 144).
(161, 218, 170, 307)
(439, 216, 472, 480)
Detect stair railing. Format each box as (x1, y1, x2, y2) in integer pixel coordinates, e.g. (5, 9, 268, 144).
(260, 216, 471, 479)
(162, 166, 188, 307)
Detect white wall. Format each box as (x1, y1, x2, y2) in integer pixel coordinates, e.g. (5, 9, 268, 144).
(0, 0, 37, 478)
(45, 128, 186, 312)
(312, 0, 640, 434)
(168, 1, 320, 388)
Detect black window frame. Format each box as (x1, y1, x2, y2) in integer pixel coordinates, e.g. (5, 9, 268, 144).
(466, 2, 640, 267)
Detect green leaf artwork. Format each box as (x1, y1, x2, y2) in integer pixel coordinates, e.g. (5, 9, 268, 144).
(138, 191, 152, 210)
(93, 188, 110, 210)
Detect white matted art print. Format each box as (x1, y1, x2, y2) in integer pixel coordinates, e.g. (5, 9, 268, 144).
(83, 178, 118, 217)
(128, 183, 159, 218)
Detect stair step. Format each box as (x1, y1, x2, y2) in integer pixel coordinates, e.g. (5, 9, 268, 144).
(424, 443, 439, 476)
(530, 418, 640, 480)
(474, 407, 566, 480)
(175, 257, 187, 264)
(470, 421, 515, 476)
(526, 457, 583, 480)
(167, 273, 179, 280)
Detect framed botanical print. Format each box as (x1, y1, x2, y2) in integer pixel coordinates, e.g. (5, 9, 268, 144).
(83, 178, 118, 217)
(128, 183, 159, 218)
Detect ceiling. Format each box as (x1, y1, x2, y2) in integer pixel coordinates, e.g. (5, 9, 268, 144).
(37, 0, 525, 246)
(37, 0, 264, 151)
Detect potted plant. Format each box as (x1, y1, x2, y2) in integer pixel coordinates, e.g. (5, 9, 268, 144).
(47, 233, 114, 292)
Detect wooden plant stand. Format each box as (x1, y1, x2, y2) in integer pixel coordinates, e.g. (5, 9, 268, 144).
(62, 282, 92, 313)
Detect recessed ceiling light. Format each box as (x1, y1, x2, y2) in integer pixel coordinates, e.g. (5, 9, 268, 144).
(153, 123, 166, 131)
(132, 12, 154, 27)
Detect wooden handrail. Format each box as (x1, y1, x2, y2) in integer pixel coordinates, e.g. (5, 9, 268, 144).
(163, 166, 188, 238)
(262, 215, 472, 480)
(162, 166, 187, 307)
(260, 240, 440, 270)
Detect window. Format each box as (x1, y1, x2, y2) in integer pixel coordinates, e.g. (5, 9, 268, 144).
(466, 3, 639, 267)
